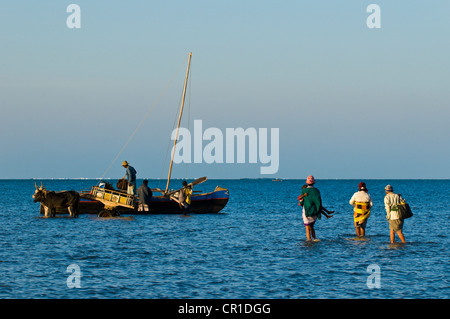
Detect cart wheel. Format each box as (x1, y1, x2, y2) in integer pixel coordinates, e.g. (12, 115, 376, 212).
(98, 210, 112, 218)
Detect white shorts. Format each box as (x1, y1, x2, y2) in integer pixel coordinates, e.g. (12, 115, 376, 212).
(127, 182, 136, 195)
(138, 204, 149, 211)
(302, 207, 317, 226)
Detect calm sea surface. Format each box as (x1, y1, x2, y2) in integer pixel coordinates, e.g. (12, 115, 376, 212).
(0, 179, 448, 299)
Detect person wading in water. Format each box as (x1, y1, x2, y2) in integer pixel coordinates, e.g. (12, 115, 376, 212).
(298, 175, 323, 241)
(384, 185, 406, 244)
(349, 182, 373, 237)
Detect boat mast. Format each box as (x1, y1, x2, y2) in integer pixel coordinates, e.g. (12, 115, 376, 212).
(165, 52, 192, 194)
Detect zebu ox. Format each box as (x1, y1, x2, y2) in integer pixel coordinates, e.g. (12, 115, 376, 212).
(33, 183, 80, 217)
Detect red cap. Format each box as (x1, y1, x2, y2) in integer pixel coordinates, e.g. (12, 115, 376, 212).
(359, 182, 367, 192)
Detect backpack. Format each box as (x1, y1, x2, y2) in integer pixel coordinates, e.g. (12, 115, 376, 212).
(397, 195, 413, 220)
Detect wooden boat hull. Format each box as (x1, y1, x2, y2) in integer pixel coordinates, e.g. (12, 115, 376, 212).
(76, 186, 229, 215)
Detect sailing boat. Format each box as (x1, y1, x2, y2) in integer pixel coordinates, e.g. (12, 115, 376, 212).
(78, 53, 229, 215)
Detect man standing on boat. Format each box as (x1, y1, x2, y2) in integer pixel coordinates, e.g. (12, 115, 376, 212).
(122, 161, 137, 195)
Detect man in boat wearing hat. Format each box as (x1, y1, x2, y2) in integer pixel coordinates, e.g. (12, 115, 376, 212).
(122, 161, 137, 195)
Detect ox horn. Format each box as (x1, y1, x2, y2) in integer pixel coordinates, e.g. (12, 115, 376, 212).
(35, 182, 38, 190)
(39, 182, 43, 190)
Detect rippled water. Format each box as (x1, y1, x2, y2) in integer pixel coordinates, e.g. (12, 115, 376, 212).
(0, 179, 448, 299)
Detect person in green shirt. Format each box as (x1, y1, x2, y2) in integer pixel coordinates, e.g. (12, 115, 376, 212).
(298, 175, 323, 241)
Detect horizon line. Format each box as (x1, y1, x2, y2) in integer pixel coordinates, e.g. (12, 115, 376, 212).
(2, 178, 449, 181)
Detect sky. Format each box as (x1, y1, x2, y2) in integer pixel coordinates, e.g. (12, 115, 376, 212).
(0, 0, 449, 180)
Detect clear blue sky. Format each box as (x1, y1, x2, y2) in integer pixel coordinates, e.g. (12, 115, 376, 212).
(1, 1, 449, 179)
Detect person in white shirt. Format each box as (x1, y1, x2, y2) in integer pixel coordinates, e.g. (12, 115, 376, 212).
(349, 182, 373, 237)
(384, 185, 406, 244)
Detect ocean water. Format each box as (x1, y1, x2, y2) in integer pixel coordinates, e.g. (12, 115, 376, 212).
(0, 179, 448, 299)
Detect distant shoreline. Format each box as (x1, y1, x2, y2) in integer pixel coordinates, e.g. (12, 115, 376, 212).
(2, 178, 449, 181)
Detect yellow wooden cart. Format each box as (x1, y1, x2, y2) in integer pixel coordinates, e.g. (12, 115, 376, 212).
(86, 186, 136, 217)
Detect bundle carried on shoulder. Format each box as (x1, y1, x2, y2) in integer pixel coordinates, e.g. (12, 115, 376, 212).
(397, 195, 413, 220)
(117, 178, 128, 191)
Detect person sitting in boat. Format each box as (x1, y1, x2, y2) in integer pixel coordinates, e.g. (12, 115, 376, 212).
(137, 179, 152, 212)
(121, 161, 137, 195)
(178, 181, 192, 215)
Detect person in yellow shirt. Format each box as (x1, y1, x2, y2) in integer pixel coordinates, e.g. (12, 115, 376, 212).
(178, 181, 192, 214)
